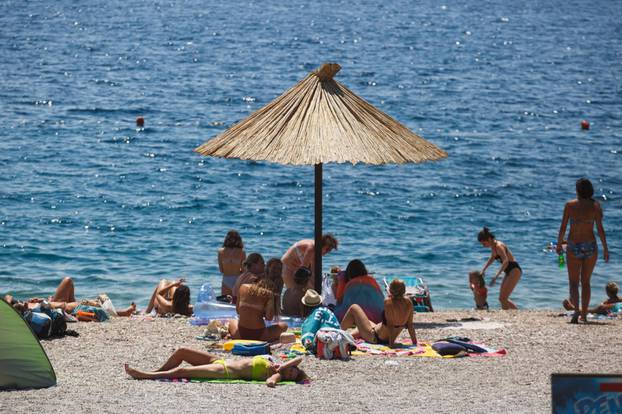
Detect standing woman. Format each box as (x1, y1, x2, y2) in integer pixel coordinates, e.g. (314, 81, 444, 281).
(218, 230, 246, 297)
(557, 178, 609, 323)
(478, 227, 522, 309)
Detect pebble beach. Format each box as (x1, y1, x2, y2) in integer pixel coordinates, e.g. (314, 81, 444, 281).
(3, 310, 621, 413)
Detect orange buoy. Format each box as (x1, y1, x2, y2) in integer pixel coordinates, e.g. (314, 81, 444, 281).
(136, 116, 145, 128)
(581, 120, 590, 130)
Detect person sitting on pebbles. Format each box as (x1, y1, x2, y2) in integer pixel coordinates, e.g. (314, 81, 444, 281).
(563, 281, 621, 315)
(124, 348, 308, 387)
(340, 279, 417, 348)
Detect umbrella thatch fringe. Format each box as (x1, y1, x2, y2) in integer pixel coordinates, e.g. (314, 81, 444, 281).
(195, 64, 447, 166)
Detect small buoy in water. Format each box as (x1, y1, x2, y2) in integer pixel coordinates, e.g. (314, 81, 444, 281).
(581, 120, 590, 130)
(136, 116, 145, 128)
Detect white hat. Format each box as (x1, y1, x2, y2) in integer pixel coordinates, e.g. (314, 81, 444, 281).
(301, 289, 323, 307)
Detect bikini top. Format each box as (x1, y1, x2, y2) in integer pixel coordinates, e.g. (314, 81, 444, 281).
(238, 300, 266, 313)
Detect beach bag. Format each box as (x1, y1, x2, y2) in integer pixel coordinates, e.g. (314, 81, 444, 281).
(314, 328, 356, 360)
(231, 342, 270, 356)
(432, 342, 467, 356)
(23, 310, 52, 339)
(23, 308, 66, 339)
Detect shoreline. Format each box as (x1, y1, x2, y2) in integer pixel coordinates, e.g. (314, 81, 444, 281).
(3, 310, 621, 413)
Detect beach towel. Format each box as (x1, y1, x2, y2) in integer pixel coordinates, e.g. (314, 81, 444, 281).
(334, 276, 384, 323)
(352, 338, 506, 358)
(156, 378, 298, 385)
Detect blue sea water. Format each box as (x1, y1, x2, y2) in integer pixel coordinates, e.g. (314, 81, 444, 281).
(1, 0, 621, 309)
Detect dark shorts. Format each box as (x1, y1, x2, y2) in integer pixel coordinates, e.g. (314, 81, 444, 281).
(238, 326, 265, 340)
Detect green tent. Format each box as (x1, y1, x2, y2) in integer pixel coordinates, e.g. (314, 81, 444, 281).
(0, 299, 56, 390)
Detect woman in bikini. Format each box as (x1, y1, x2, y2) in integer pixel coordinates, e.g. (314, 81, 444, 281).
(218, 230, 246, 296)
(145, 278, 193, 316)
(478, 227, 521, 310)
(340, 279, 417, 348)
(557, 178, 609, 323)
(228, 277, 288, 342)
(124, 348, 307, 387)
(281, 234, 338, 290)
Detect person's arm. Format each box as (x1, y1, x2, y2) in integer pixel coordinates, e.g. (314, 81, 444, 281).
(489, 247, 507, 287)
(481, 252, 496, 276)
(406, 302, 417, 345)
(218, 249, 224, 274)
(266, 372, 282, 388)
(264, 297, 275, 321)
(594, 202, 609, 262)
(557, 203, 570, 254)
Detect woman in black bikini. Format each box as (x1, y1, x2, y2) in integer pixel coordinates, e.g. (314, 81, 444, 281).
(478, 227, 521, 310)
(340, 279, 417, 347)
(557, 178, 609, 323)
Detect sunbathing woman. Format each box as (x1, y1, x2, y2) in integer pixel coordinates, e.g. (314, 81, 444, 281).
(145, 278, 193, 316)
(4, 277, 136, 315)
(557, 178, 609, 323)
(228, 278, 288, 342)
(124, 347, 307, 387)
(478, 227, 521, 310)
(340, 279, 417, 348)
(218, 230, 246, 296)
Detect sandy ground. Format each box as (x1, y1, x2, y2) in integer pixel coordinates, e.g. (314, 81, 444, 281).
(2, 310, 621, 414)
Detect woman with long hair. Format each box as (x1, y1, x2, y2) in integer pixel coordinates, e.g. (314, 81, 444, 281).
(478, 227, 522, 310)
(146, 278, 193, 316)
(228, 276, 287, 342)
(557, 178, 609, 323)
(218, 230, 246, 296)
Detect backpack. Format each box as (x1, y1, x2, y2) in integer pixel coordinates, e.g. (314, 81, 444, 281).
(23, 307, 66, 339)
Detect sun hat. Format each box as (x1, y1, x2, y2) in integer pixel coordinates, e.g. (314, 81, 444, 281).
(301, 289, 323, 307)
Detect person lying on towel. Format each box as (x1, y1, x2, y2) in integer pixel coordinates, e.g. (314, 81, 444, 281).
(340, 279, 417, 347)
(124, 348, 307, 387)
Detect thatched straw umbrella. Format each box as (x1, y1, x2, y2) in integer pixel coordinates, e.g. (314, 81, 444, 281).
(195, 63, 447, 292)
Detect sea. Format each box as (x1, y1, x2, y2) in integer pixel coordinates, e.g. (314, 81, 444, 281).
(1, 0, 620, 309)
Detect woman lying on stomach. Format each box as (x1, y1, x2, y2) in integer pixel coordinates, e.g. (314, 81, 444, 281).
(340, 279, 417, 347)
(124, 348, 307, 387)
(228, 277, 288, 342)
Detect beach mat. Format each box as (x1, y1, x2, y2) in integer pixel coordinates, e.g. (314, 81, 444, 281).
(352, 339, 506, 358)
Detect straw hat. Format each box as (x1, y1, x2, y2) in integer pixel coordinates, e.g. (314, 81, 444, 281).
(301, 289, 323, 307)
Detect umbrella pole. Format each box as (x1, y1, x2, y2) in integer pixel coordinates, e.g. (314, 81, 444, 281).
(314, 163, 323, 293)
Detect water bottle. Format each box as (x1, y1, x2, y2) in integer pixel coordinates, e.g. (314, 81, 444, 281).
(197, 283, 215, 303)
(558, 254, 566, 269)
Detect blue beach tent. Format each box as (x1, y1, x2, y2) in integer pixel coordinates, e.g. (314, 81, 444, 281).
(0, 299, 57, 390)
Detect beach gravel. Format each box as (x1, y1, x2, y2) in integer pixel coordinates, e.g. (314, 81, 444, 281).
(2, 310, 620, 413)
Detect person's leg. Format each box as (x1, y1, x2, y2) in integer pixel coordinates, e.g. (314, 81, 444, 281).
(228, 319, 240, 339)
(157, 347, 219, 371)
(498, 269, 521, 310)
(566, 253, 582, 323)
(146, 280, 168, 313)
(125, 363, 225, 380)
(340, 304, 375, 341)
(579, 251, 598, 322)
(262, 322, 288, 342)
(52, 277, 75, 303)
(116, 303, 137, 317)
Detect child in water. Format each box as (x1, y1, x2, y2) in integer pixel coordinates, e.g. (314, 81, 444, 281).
(469, 271, 489, 310)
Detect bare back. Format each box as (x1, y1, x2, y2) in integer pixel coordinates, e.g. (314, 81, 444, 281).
(237, 284, 272, 329)
(219, 247, 245, 277)
(566, 199, 601, 243)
